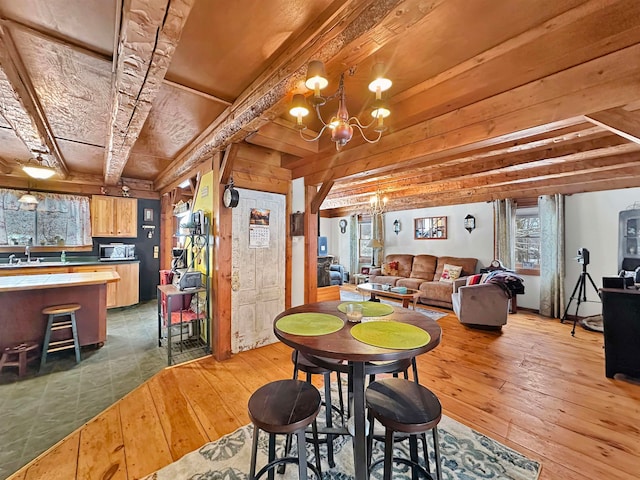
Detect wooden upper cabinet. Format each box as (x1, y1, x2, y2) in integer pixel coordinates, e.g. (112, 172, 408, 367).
(91, 195, 138, 237)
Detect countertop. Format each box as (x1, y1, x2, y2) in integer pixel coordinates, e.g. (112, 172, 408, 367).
(0, 257, 139, 270)
(0, 271, 120, 292)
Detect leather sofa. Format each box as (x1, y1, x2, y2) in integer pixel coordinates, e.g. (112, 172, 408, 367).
(369, 254, 478, 309)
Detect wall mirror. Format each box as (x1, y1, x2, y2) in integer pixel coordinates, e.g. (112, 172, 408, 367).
(414, 216, 447, 239)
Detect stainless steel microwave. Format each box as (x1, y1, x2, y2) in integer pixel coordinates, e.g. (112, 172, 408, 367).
(99, 243, 135, 261)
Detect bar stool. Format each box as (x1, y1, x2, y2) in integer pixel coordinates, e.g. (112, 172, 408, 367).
(249, 379, 322, 480)
(0, 342, 39, 377)
(366, 378, 443, 480)
(40, 303, 82, 370)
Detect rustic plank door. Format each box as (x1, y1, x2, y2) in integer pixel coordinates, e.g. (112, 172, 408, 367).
(231, 188, 285, 353)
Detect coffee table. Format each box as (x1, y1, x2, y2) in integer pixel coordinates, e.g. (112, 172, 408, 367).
(356, 282, 421, 309)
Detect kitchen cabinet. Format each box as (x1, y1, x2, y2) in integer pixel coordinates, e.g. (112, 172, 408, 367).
(71, 265, 118, 307)
(91, 195, 138, 237)
(72, 263, 138, 308)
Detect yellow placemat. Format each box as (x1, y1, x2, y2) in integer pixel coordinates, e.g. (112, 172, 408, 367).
(337, 301, 394, 317)
(276, 313, 344, 336)
(350, 321, 431, 349)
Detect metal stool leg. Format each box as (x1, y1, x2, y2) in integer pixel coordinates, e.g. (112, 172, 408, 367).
(249, 425, 260, 480)
(432, 426, 443, 480)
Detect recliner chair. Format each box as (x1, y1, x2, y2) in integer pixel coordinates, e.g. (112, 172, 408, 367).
(451, 282, 510, 328)
(329, 264, 345, 286)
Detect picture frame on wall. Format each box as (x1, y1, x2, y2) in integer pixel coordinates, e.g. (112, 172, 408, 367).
(144, 208, 153, 222)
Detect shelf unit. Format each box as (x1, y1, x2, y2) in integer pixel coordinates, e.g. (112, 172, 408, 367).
(619, 208, 640, 272)
(157, 216, 210, 366)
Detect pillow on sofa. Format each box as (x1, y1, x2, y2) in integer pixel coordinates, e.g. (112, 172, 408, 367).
(466, 274, 483, 285)
(439, 264, 463, 282)
(381, 261, 399, 276)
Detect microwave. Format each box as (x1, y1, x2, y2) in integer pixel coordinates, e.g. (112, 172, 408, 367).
(99, 243, 135, 261)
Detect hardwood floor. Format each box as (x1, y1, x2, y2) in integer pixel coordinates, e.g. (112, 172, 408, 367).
(8, 307, 640, 480)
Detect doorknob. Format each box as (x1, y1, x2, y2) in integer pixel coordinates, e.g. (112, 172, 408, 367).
(231, 271, 240, 291)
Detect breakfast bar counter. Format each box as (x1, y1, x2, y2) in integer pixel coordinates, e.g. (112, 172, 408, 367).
(0, 271, 120, 352)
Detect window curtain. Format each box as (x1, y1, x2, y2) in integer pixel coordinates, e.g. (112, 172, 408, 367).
(539, 194, 565, 318)
(493, 199, 515, 268)
(0, 189, 92, 246)
(372, 213, 385, 267)
(349, 215, 358, 277)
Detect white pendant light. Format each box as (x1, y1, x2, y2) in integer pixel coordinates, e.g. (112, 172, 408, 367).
(22, 154, 55, 179)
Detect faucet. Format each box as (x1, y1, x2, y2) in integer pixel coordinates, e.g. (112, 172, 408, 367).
(25, 245, 30, 263)
(8, 254, 16, 265)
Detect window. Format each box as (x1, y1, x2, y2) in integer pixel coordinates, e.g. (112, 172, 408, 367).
(358, 215, 372, 264)
(515, 206, 540, 275)
(0, 189, 92, 247)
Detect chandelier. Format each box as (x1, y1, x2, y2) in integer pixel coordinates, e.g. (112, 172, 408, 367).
(369, 188, 388, 215)
(21, 154, 56, 179)
(289, 61, 392, 150)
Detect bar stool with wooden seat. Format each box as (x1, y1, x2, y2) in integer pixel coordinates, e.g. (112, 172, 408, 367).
(40, 303, 82, 370)
(366, 378, 443, 480)
(0, 342, 39, 377)
(249, 379, 322, 480)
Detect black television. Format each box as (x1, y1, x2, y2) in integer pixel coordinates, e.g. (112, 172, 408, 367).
(318, 236, 328, 256)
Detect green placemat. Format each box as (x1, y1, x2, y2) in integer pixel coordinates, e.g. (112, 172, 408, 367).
(350, 321, 431, 349)
(337, 301, 394, 317)
(276, 313, 344, 336)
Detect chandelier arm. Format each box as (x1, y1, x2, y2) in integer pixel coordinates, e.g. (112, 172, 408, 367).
(351, 123, 383, 144)
(314, 104, 333, 127)
(349, 116, 377, 130)
(298, 125, 331, 143)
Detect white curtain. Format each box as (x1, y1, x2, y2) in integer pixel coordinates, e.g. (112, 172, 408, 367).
(493, 199, 515, 268)
(372, 213, 385, 267)
(349, 215, 358, 277)
(539, 194, 565, 318)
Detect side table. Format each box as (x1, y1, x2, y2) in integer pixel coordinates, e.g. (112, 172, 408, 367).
(353, 273, 370, 285)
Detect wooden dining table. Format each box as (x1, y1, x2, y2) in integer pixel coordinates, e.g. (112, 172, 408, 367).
(273, 300, 442, 480)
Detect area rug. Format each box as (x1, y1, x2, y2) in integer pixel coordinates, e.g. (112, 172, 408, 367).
(580, 314, 604, 333)
(143, 415, 541, 480)
(341, 290, 448, 321)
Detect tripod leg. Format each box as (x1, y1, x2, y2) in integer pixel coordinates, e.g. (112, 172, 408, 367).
(561, 274, 583, 323)
(585, 272, 600, 299)
(571, 274, 587, 336)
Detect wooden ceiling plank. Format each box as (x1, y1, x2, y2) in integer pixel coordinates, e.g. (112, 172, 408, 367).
(162, 78, 232, 106)
(0, 155, 13, 173)
(104, 0, 196, 185)
(246, 121, 318, 158)
(585, 107, 640, 145)
(0, 26, 68, 177)
(219, 144, 238, 185)
(153, 0, 442, 190)
(297, 43, 640, 185)
(311, 181, 334, 214)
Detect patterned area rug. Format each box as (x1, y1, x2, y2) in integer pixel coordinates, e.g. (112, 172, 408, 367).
(341, 289, 448, 321)
(143, 415, 541, 480)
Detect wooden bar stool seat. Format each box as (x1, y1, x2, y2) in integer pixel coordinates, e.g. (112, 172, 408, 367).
(366, 378, 443, 480)
(0, 342, 39, 377)
(248, 379, 322, 480)
(40, 303, 82, 370)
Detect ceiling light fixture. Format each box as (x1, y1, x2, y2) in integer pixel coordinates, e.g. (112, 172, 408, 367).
(290, 61, 392, 150)
(369, 188, 388, 216)
(22, 154, 56, 179)
(18, 192, 39, 211)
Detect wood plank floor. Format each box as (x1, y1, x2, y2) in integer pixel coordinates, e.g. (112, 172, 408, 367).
(8, 307, 640, 480)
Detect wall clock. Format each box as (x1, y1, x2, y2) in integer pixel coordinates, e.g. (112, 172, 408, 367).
(339, 219, 348, 234)
(464, 214, 475, 233)
(223, 184, 239, 208)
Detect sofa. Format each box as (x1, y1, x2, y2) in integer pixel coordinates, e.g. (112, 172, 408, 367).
(369, 254, 478, 309)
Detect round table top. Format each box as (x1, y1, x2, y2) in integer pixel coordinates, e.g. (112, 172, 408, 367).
(274, 300, 442, 362)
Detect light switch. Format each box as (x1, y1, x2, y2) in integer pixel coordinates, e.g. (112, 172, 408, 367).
(153, 246, 159, 258)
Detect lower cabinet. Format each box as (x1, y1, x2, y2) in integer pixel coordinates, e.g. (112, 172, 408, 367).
(72, 263, 139, 308)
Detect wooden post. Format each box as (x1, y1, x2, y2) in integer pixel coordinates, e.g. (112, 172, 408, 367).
(304, 185, 318, 304)
(160, 193, 174, 270)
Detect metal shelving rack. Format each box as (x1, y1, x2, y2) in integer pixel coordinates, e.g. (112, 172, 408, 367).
(158, 216, 210, 366)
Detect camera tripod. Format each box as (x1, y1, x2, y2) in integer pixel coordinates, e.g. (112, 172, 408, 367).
(560, 263, 600, 336)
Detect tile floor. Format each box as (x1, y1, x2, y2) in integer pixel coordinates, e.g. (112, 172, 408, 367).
(0, 301, 174, 479)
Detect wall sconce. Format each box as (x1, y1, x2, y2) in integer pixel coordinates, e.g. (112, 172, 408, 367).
(393, 219, 400, 235)
(464, 214, 476, 233)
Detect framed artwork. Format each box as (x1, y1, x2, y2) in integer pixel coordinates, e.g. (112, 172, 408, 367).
(144, 208, 153, 222)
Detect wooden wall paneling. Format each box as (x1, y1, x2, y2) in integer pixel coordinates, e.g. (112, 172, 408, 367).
(212, 151, 232, 360)
(76, 406, 126, 480)
(118, 385, 172, 478)
(23, 431, 80, 480)
(304, 184, 318, 304)
(146, 369, 209, 460)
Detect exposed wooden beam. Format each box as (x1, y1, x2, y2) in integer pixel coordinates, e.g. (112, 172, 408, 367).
(0, 155, 13, 174)
(585, 107, 640, 145)
(246, 120, 319, 158)
(0, 25, 68, 177)
(219, 144, 238, 185)
(104, 0, 195, 185)
(154, 0, 440, 190)
(162, 78, 232, 106)
(311, 181, 334, 214)
(297, 43, 640, 185)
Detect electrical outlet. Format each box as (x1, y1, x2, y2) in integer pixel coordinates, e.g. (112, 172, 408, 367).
(153, 246, 159, 258)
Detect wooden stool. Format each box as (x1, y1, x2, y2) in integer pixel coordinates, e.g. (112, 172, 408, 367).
(40, 303, 82, 370)
(248, 379, 322, 480)
(0, 342, 39, 377)
(366, 378, 443, 480)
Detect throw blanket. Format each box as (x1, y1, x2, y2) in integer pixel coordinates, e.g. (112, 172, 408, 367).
(485, 271, 525, 298)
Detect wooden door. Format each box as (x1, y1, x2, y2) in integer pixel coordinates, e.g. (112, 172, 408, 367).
(231, 189, 285, 353)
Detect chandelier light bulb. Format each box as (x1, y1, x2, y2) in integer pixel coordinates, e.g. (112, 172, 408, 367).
(289, 94, 309, 128)
(368, 62, 392, 95)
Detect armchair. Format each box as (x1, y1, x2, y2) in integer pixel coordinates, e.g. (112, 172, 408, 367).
(329, 264, 345, 286)
(451, 282, 510, 329)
